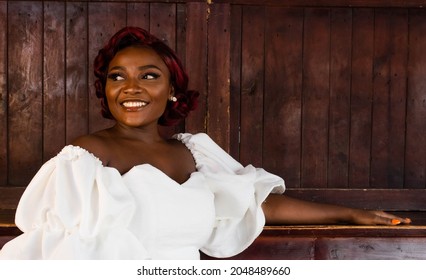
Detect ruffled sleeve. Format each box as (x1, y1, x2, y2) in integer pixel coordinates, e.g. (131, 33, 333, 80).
(0, 146, 148, 259)
(175, 133, 285, 258)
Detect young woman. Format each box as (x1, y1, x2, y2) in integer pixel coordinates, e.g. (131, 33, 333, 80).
(0, 27, 410, 260)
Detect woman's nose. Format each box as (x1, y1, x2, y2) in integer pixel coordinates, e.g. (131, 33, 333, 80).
(123, 79, 142, 94)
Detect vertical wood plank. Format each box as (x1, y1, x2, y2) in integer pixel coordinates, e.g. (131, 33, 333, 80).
(184, 2, 208, 134)
(301, 8, 330, 188)
(66, 2, 88, 143)
(406, 9, 426, 188)
(371, 9, 391, 188)
(264, 7, 303, 188)
(43, 2, 65, 160)
(207, 3, 231, 151)
(87, 2, 125, 133)
(388, 9, 408, 188)
(240, 5, 265, 167)
(0, 1, 7, 185)
(349, 9, 374, 188)
(126, 2, 150, 30)
(176, 3, 187, 67)
(229, 5, 242, 160)
(150, 3, 176, 49)
(150, 3, 180, 138)
(8, 2, 43, 185)
(371, 9, 408, 188)
(173, 3, 187, 129)
(328, 8, 352, 188)
(175, 3, 187, 135)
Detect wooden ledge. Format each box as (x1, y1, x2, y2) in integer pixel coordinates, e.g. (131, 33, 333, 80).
(2, 186, 426, 259)
(263, 224, 426, 237)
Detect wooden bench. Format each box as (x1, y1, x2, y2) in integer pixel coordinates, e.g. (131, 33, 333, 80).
(2, 187, 426, 259)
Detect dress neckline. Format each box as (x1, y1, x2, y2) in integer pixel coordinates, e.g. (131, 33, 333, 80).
(63, 133, 198, 186)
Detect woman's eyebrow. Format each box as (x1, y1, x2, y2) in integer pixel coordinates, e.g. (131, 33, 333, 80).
(138, 64, 162, 71)
(108, 65, 162, 72)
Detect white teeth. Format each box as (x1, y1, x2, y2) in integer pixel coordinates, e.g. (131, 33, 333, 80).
(122, 101, 147, 108)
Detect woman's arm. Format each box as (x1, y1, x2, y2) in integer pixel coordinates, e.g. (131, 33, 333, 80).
(262, 194, 411, 226)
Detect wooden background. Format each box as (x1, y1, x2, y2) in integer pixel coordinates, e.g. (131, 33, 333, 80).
(0, 0, 426, 211)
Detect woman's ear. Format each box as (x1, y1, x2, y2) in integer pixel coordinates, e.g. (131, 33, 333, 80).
(168, 86, 177, 102)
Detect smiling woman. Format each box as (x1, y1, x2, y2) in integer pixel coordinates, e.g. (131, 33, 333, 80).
(105, 46, 173, 129)
(93, 27, 199, 127)
(0, 26, 410, 260)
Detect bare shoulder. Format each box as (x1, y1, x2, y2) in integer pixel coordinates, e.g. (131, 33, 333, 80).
(71, 132, 111, 165)
(168, 138, 197, 169)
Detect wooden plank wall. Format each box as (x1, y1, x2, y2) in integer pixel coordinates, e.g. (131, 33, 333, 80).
(0, 1, 425, 207)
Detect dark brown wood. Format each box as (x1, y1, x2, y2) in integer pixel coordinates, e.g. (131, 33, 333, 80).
(87, 2, 124, 134)
(328, 8, 352, 188)
(150, 3, 181, 138)
(203, 236, 316, 260)
(8, 2, 44, 185)
(286, 188, 426, 211)
(349, 9, 374, 188)
(371, 9, 408, 188)
(0, 187, 25, 210)
(301, 8, 330, 188)
(212, 0, 426, 7)
(25, 0, 426, 8)
(126, 2, 150, 30)
(315, 237, 426, 259)
(387, 10, 408, 188)
(1, 1, 426, 204)
(0, 2, 7, 185)
(405, 9, 426, 188)
(201, 225, 426, 259)
(184, 2, 208, 134)
(206, 3, 231, 151)
(229, 5, 242, 160)
(66, 2, 89, 144)
(263, 7, 303, 188)
(239, 5, 265, 167)
(43, 2, 66, 160)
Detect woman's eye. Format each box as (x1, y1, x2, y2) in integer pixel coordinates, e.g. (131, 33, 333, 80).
(107, 73, 125, 81)
(142, 73, 160, 80)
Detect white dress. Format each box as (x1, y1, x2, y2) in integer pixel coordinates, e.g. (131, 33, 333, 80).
(0, 133, 285, 259)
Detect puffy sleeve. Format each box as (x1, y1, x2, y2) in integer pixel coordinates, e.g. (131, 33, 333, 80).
(0, 146, 149, 260)
(175, 133, 285, 258)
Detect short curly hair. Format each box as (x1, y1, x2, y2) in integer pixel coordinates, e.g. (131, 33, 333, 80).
(93, 26, 199, 126)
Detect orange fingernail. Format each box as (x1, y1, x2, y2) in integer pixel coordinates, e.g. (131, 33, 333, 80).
(392, 219, 401, 225)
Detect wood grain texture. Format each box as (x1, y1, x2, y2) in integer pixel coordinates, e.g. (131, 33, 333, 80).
(184, 2, 208, 134)
(349, 9, 374, 188)
(0, 1, 7, 185)
(301, 8, 330, 188)
(87, 2, 124, 133)
(263, 7, 303, 188)
(0, 2, 425, 195)
(43, 2, 66, 160)
(206, 3, 231, 151)
(405, 9, 426, 188)
(8, 2, 43, 185)
(65, 2, 89, 143)
(239, 5, 265, 167)
(328, 8, 352, 188)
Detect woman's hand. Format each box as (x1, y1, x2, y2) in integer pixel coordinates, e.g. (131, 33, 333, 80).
(349, 209, 411, 226)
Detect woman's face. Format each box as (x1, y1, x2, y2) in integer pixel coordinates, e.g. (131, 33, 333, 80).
(105, 46, 173, 128)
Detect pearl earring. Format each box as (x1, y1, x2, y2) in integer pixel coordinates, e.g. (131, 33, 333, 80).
(169, 96, 177, 102)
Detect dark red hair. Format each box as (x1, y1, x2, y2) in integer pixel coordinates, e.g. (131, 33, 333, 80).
(93, 26, 199, 126)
